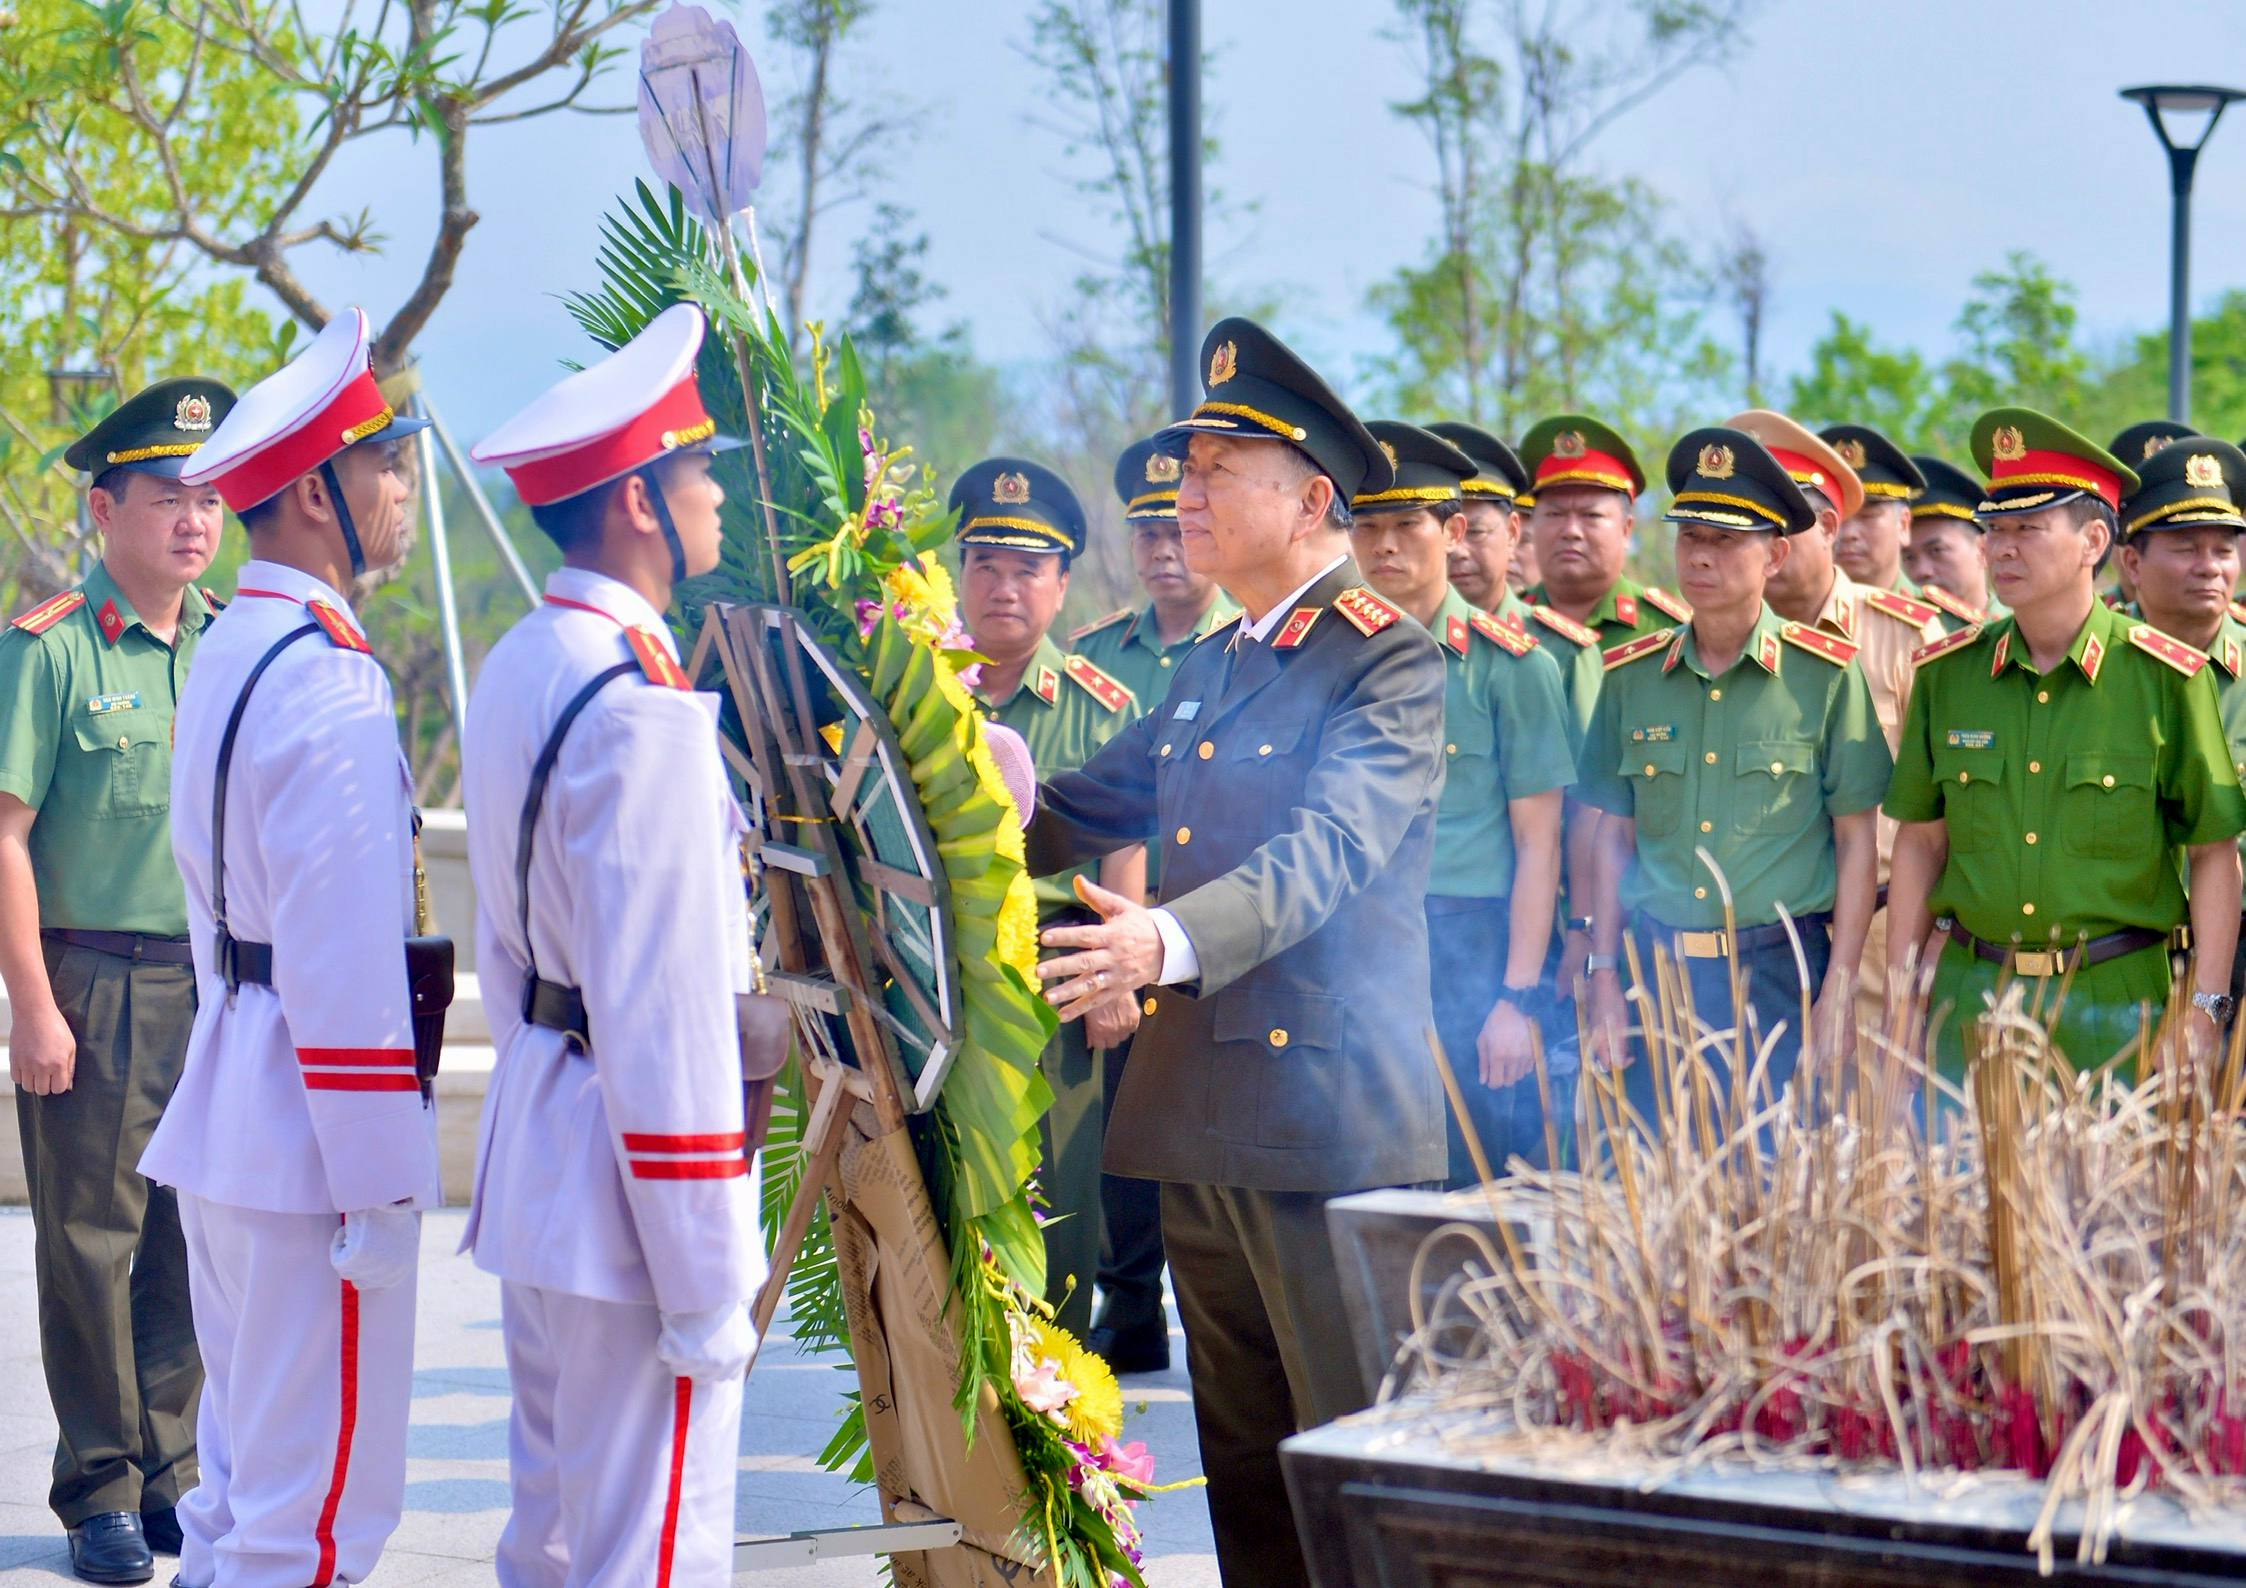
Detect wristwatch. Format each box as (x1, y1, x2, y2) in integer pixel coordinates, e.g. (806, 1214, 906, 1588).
(1565, 915, 1595, 934)
(2192, 990, 2236, 1024)
(1493, 985, 1538, 1013)
(1583, 954, 1619, 975)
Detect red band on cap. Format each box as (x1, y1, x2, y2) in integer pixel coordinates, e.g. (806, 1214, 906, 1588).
(1990, 446, 2123, 510)
(205, 370, 392, 512)
(501, 377, 714, 507)
(1764, 446, 1832, 493)
(1533, 448, 1634, 492)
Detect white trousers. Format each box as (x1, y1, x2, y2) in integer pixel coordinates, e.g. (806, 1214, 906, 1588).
(175, 1194, 417, 1588)
(495, 1282, 743, 1588)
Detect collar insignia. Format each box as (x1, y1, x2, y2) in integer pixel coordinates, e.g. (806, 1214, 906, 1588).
(1272, 607, 1321, 648)
(1990, 630, 2010, 676)
(95, 599, 125, 645)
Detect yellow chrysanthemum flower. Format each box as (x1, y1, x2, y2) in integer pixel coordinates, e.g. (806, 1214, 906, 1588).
(919, 556, 958, 618)
(996, 869, 1039, 976)
(1025, 1317, 1122, 1445)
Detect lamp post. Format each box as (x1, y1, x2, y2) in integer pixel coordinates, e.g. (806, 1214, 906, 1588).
(2120, 84, 2246, 422)
(1166, 0, 1201, 419)
(44, 365, 116, 428)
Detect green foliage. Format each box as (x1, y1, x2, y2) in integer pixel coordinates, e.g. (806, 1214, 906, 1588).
(1784, 313, 1944, 453)
(1940, 252, 2091, 423)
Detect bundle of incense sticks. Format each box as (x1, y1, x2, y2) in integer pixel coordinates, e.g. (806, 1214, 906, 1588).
(1401, 919, 2246, 1573)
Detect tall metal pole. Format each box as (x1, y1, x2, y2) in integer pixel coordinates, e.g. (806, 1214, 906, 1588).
(416, 408, 473, 758)
(2166, 143, 2197, 422)
(1166, 0, 1202, 419)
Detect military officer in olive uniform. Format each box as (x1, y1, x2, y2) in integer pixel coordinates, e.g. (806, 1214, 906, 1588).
(2105, 421, 2198, 612)
(1518, 414, 1692, 643)
(1820, 421, 1926, 598)
(1028, 318, 1447, 1588)
(953, 457, 1143, 1339)
(1580, 427, 1892, 1131)
(1351, 421, 1574, 1179)
(2117, 437, 2246, 1020)
(1067, 438, 1236, 1374)
(1886, 410, 2246, 1078)
(1905, 455, 1998, 629)
(1, 379, 233, 1583)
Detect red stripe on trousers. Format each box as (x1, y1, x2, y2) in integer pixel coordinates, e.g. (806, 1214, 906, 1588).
(298, 1047, 416, 1068)
(312, 1279, 360, 1586)
(656, 1377, 692, 1588)
(630, 1158, 747, 1180)
(620, 1131, 747, 1153)
(304, 1073, 422, 1092)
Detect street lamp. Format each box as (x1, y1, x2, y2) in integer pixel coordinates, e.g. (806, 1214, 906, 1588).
(2120, 83, 2246, 422)
(43, 365, 116, 429)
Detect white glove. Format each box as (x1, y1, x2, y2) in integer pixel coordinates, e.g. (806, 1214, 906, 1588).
(330, 1204, 420, 1292)
(656, 1301, 756, 1382)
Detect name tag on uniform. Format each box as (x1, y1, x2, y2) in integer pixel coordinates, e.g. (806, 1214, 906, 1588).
(85, 692, 141, 716)
(1947, 730, 1994, 749)
(1631, 724, 1674, 743)
(1173, 700, 1201, 721)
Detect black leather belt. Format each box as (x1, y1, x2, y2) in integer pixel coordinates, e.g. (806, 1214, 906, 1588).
(523, 976, 589, 1049)
(1634, 910, 1833, 961)
(41, 928, 193, 966)
(1954, 925, 2166, 978)
(214, 931, 273, 986)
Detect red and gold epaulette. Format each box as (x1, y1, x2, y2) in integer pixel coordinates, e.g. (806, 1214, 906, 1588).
(1062, 653, 1134, 713)
(1068, 607, 1134, 643)
(1332, 586, 1401, 636)
(2128, 622, 2211, 678)
(1612, 592, 1640, 626)
(2232, 599, 2246, 627)
(1528, 604, 1599, 647)
(625, 625, 690, 688)
(1444, 614, 1472, 655)
(10, 589, 84, 635)
(1863, 588, 1940, 628)
(1032, 664, 1061, 704)
(1922, 585, 1982, 623)
(1781, 621, 1857, 666)
(1272, 608, 1320, 648)
(1910, 622, 1984, 667)
(1601, 628, 1672, 671)
(307, 600, 372, 654)
(1470, 610, 1536, 655)
(1642, 586, 1693, 622)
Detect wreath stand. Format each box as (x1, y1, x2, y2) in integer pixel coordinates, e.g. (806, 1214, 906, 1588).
(686, 602, 1059, 1586)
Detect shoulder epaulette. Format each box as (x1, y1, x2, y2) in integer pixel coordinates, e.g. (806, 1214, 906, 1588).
(1781, 621, 1857, 666)
(1601, 628, 1673, 671)
(11, 590, 84, 635)
(2232, 599, 2246, 627)
(1863, 588, 1939, 629)
(199, 585, 226, 613)
(1332, 586, 1401, 637)
(1922, 585, 1982, 623)
(2128, 622, 2211, 678)
(1528, 604, 1599, 647)
(624, 625, 691, 688)
(1193, 611, 1242, 647)
(1643, 586, 1693, 623)
(1068, 607, 1134, 643)
(1470, 610, 1536, 656)
(1062, 653, 1134, 713)
(307, 600, 372, 654)
(1910, 622, 1984, 667)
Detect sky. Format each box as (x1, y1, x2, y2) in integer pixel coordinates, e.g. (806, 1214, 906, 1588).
(278, 0, 2246, 440)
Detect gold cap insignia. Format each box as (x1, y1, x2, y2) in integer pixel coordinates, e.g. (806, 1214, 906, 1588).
(1378, 439, 1399, 468)
(175, 393, 214, 432)
(2144, 434, 2177, 461)
(1553, 430, 1587, 458)
(992, 471, 1032, 505)
(2187, 452, 2224, 489)
(1835, 438, 1867, 469)
(1991, 425, 2028, 463)
(1697, 443, 1736, 480)
(1145, 452, 1181, 484)
(1207, 340, 1239, 387)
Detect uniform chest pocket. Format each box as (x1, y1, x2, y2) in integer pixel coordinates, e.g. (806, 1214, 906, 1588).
(2063, 753, 2153, 860)
(71, 707, 169, 817)
(1214, 718, 1309, 822)
(1931, 748, 2005, 854)
(1620, 738, 1687, 836)
(1441, 710, 1497, 804)
(1735, 739, 1818, 835)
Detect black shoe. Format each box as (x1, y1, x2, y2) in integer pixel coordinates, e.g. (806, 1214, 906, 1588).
(66, 1513, 154, 1585)
(140, 1508, 182, 1556)
(1087, 1319, 1171, 1374)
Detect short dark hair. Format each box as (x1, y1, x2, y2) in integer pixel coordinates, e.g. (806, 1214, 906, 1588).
(237, 493, 281, 534)
(2064, 494, 2117, 539)
(529, 477, 624, 552)
(90, 467, 141, 501)
(1279, 445, 1353, 532)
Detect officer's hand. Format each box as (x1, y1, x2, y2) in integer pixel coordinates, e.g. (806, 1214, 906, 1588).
(1558, 928, 1591, 1004)
(9, 1002, 76, 1096)
(1478, 998, 1536, 1088)
(1084, 988, 1141, 1051)
(1811, 973, 1856, 1070)
(1037, 876, 1164, 1021)
(329, 1203, 420, 1292)
(1583, 973, 1633, 1073)
(657, 1300, 756, 1382)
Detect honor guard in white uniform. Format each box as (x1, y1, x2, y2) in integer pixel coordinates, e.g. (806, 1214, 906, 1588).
(142, 307, 442, 1588)
(464, 304, 766, 1588)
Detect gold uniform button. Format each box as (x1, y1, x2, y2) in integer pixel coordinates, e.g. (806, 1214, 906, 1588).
(1161, 744, 1172, 757)
(1700, 820, 1713, 833)
(1447, 743, 1459, 756)
(1644, 763, 1657, 777)
(2025, 832, 2037, 844)
(2022, 903, 2037, 916)
(1958, 771, 1970, 784)
(1709, 688, 1722, 701)
(1198, 741, 1215, 759)
(1175, 827, 1191, 845)
(1258, 743, 1273, 756)
(2037, 689, 2049, 703)
(1142, 997, 1158, 1016)
(116, 735, 127, 750)
(1704, 751, 1718, 765)
(2028, 760, 2041, 773)
(2102, 774, 2115, 788)
(1159, 656, 1172, 668)
(1769, 760, 1783, 774)
(1268, 1028, 1289, 1048)
(1694, 886, 1707, 900)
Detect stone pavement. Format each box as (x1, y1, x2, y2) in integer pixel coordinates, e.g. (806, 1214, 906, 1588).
(0, 1209, 1217, 1586)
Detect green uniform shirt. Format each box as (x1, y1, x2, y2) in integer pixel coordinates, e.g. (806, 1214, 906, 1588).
(2207, 614, 2246, 854)
(1496, 588, 1605, 735)
(1422, 587, 1574, 898)
(1883, 600, 2246, 946)
(1578, 605, 1893, 929)
(0, 565, 217, 935)
(1523, 573, 1688, 649)
(975, 631, 1141, 920)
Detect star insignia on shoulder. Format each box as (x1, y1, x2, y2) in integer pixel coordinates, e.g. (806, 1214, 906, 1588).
(1062, 653, 1135, 713)
(1863, 588, 1939, 629)
(1470, 610, 1535, 655)
(2127, 622, 2210, 678)
(1601, 628, 1672, 671)
(1911, 622, 1985, 667)
(1528, 604, 1599, 647)
(1780, 621, 1857, 667)
(1332, 586, 1402, 637)
(1642, 586, 1692, 622)
(1068, 607, 1135, 643)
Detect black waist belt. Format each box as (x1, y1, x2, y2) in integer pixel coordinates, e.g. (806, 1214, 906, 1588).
(42, 928, 194, 966)
(214, 930, 274, 985)
(1954, 925, 2166, 978)
(524, 976, 589, 1049)
(1634, 910, 1833, 961)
